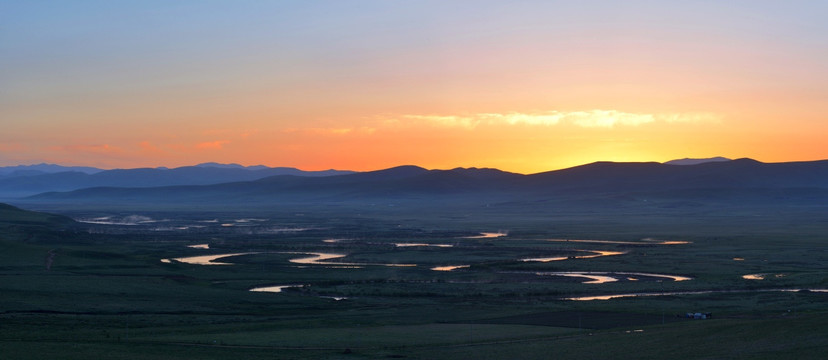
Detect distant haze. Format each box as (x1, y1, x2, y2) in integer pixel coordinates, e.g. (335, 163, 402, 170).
(664, 157, 731, 166)
(18, 159, 828, 209)
(0, 163, 354, 198)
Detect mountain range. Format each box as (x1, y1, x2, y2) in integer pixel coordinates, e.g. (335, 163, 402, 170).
(10, 158, 828, 210)
(0, 163, 354, 198)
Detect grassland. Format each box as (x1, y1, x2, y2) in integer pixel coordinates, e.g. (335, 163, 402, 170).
(1, 202, 826, 359)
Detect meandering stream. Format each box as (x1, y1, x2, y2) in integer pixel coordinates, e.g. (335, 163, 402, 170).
(564, 288, 828, 301)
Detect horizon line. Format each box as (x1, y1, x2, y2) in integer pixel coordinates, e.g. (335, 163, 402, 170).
(7, 156, 827, 176)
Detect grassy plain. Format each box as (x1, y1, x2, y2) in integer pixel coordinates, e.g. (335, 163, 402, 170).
(1, 201, 826, 359)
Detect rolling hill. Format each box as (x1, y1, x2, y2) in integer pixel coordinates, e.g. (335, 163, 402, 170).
(0, 203, 77, 242)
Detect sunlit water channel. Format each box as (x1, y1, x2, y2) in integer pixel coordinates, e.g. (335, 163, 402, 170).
(534, 271, 692, 284)
(249, 285, 305, 293)
(161, 252, 258, 265)
(522, 250, 626, 262)
(431, 265, 471, 271)
(565, 288, 828, 301)
(394, 243, 454, 248)
(163, 251, 416, 267)
(546, 238, 690, 245)
(462, 232, 508, 239)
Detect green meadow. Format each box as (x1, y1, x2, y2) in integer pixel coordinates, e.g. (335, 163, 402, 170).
(1, 203, 826, 359)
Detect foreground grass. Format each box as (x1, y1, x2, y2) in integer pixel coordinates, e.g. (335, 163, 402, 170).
(404, 313, 828, 360)
(1, 204, 827, 359)
(2, 313, 826, 359)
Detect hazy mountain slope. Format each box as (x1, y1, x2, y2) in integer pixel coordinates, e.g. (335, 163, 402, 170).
(0, 165, 354, 198)
(0, 164, 103, 176)
(19, 159, 828, 207)
(664, 157, 731, 165)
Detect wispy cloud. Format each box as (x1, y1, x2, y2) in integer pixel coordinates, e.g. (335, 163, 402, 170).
(48, 144, 122, 153)
(285, 127, 377, 136)
(0, 142, 26, 152)
(402, 115, 483, 128)
(567, 111, 655, 128)
(656, 113, 722, 124)
(389, 110, 721, 129)
(138, 141, 163, 153)
(196, 140, 230, 150)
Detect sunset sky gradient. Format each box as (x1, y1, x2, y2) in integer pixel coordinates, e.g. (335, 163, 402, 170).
(2, 1, 827, 173)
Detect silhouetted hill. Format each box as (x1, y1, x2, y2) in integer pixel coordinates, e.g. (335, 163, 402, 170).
(18, 159, 828, 209)
(526, 158, 828, 192)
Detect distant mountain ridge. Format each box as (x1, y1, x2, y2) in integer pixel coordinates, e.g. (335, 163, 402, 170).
(0, 163, 354, 198)
(0, 163, 103, 177)
(193, 162, 271, 170)
(19, 158, 828, 208)
(664, 157, 731, 165)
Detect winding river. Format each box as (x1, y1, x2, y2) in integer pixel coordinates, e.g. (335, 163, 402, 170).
(546, 238, 690, 245)
(522, 250, 626, 262)
(249, 285, 305, 293)
(163, 251, 416, 267)
(564, 288, 828, 301)
(535, 271, 692, 284)
(161, 252, 258, 265)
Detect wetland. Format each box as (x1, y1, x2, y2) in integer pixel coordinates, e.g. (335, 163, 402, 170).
(1, 201, 827, 359)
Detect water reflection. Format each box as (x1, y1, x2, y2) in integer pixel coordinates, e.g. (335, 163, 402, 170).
(565, 288, 828, 301)
(394, 243, 453, 248)
(287, 252, 348, 265)
(285, 252, 417, 267)
(161, 251, 415, 267)
(431, 265, 470, 271)
(536, 272, 618, 284)
(250, 285, 305, 293)
(743, 274, 765, 280)
(546, 239, 690, 245)
(533, 271, 690, 284)
(163, 252, 258, 265)
(522, 250, 626, 262)
(463, 232, 508, 239)
(617, 272, 691, 281)
(187, 244, 209, 249)
(522, 256, 568, 262)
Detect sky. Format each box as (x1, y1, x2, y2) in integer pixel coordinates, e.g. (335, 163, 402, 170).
(2, 1, 827, 174)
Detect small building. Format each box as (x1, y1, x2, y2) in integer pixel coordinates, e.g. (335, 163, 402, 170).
(685, 312, 712, 319)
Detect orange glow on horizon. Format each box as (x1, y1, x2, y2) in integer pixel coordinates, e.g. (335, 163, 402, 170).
(3, 2, 827, 172)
